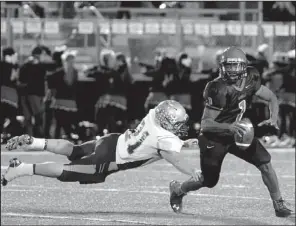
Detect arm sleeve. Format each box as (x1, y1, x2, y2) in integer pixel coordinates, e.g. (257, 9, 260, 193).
(157, 137, 184, 153)
(203, 81, 227, 111)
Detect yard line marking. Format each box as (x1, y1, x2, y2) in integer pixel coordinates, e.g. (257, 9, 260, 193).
(221, 184, 246, 188)
(1, 148, 295, 155)
(3, 184, 294, 202)
(1, 189, 35, 192)
(7, 183, 296, 190)
(123, 169, 296, 178)
(1, 212, 150, 225)
(1, 166, 295, 179)
(236, 173, 295, 179)
(156, 158, 296, 167)
(1, 152, 54, 155)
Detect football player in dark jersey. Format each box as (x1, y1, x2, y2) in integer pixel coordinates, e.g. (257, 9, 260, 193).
(169, 46, 294, 218)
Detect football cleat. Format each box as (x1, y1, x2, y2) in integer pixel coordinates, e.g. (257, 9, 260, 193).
(5, 134, 33, 151)
(273, 198, 294, 217)
(169, 180, 186, 213)
(1, 158, 23, 186)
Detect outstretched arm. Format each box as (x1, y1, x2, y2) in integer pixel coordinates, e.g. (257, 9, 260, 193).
(158, 138, 199, 180)
(159, 150, 196, 177)
(255, 85, 279, 129)
(5, 135, 74, 156)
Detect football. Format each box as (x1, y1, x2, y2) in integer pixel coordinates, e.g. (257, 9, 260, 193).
(234, 118, 254, 150)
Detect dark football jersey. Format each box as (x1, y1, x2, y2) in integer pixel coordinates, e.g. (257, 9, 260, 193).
(203, 66, 261, 124)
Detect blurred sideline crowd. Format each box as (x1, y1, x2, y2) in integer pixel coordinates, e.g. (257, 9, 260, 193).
(1, 44, 295, 148)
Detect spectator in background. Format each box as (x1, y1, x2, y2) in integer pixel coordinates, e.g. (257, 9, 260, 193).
(190, 49, 222, 131)
(87, 49, 115, 135)
(269, 1, 296, 22)
(259, 51, 294, 147)
(47, 50, 79, 141)
(18, 45, 52, 137)
(44, 45, 67, 138)
(276, 49, 296, 147)
(0, 47, 20, 141)
(116, 1, 142, 19)
(285, 49, 295, 78)
(94, 51, 133, 135)
(169, 52, 192, 111)
(249, 44, 270, 138)
(261, 52, 289, 86)
(207, 49, 223, 80)
(168, 52, 194, 137)
(143, 54, 177, 111)
(28, 2, 45, 18)
(255, 44, 270, 77)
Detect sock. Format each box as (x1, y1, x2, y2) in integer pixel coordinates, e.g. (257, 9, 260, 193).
(21, 163, 34, 176)
(181, 177, 203, 194)
(33, 162, 64, 178)
(30, 138, 46, 151)
(270, 191, 282, 201)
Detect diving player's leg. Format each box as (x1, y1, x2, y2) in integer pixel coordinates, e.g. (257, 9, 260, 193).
(2, 134, 121, 186)
(53, 133, 121, 184)
(1, 158, 64, 186)
(1, 157, 99, 186)
(5, 134, 96, 159)
(229, 138, 294, 217)
(169, 135, 228, 213)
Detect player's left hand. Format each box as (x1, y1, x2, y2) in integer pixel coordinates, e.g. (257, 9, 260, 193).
(183, 138, 198, 148)
(258, 118, 279, 130)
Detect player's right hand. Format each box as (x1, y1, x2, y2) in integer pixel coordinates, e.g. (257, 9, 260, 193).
(191, 168, 203, 182)
(5, 135, 33, 151)
(229, 123, 247, 138)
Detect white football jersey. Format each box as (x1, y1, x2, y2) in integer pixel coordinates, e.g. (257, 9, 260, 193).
(115, 109, 184, 164)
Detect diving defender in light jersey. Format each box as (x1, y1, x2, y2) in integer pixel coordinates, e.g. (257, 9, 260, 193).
(2, 100, 200, 189)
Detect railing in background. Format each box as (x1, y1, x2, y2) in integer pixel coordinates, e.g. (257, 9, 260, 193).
(1, 18, 295, 76)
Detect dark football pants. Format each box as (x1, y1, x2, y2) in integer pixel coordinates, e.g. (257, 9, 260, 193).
(198, 134, 271, 188)
(57, 133, 120, 184)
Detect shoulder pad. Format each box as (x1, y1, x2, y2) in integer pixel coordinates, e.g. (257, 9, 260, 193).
(204, 80, 226, 97)
(203, 80, 227, 110)
(247, 66, 260, 81)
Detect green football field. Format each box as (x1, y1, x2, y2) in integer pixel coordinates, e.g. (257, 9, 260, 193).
(1, 146, 295, 225)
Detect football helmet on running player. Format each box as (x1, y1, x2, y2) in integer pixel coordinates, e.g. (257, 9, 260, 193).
(219, 46, 247, 83)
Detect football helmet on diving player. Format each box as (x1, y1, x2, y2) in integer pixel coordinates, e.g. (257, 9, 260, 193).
(155, 100, 189, 137)
(219, 46, 248, 83)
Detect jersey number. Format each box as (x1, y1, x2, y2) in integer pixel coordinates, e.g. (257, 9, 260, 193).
(125, 120, 149, 154)
(236, 100, 246, 122)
